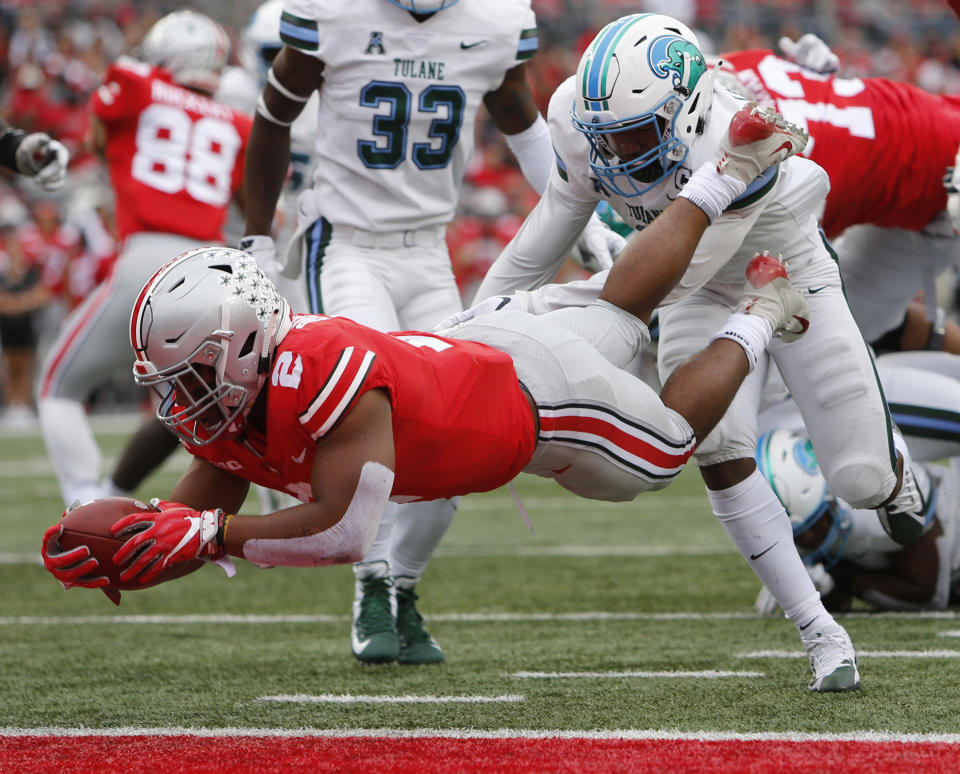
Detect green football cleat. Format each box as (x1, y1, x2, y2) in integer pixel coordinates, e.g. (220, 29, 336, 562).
(395, 581, 444, 665)
(351, 564, 399, 664)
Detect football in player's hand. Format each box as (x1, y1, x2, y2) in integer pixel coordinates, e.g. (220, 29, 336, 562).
(57, 497, 204, 590)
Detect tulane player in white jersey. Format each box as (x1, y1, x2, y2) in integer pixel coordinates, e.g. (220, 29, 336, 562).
(467, 13, 935, 692)
(239, 0, 622, 666)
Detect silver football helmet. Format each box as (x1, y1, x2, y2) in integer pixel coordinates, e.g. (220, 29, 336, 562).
(382, 0, 461, 13)
(572, 13, 714, 197)
(139, 10, 230, 94)
(756, 429, 852, 569)
(130, 247, 291, 446)
(240, 0, 283, 89)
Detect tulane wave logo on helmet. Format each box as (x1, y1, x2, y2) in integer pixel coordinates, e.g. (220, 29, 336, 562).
(792, 438, 820, 476)
(647, 35, 706, 97)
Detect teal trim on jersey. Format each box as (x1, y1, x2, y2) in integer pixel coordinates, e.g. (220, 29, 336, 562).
(725, 167, 778, 211)
(890, 402, 960, 442)
(555, 151, 568, 182)
(516, 28, 538, 62)
(581, 14, 651, 111)
(280, 12, 319, 51)
(304, 217, 332, 314)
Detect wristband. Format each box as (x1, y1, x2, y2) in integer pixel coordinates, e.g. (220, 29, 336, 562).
(216, 512, 233, 553)
(679, 162, 748, 221)
(0, 128, 25, 172)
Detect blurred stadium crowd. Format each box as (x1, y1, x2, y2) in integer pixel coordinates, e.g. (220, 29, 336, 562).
(0, 0, 958, 427)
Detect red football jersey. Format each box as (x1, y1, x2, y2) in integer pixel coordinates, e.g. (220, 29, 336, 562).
(187, 315, 537, 503)
(720, 49, 960, 237)
(91, 59, 252, 243)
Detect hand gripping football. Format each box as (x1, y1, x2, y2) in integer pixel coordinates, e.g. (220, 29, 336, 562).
(56, 497, 204, 590)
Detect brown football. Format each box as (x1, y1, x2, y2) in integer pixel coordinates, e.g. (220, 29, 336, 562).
(57, 497, 204, 590)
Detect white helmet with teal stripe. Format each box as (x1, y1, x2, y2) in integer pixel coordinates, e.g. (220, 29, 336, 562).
(756, 429, 853, 569)
(572, 13, 713, 197)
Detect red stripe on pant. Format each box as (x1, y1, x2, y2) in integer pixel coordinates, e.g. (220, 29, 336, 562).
(539, 413, 693, 470)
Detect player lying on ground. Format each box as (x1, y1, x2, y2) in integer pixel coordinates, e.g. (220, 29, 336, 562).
(40, 103, 805, 572)
(754, 428, 959, 613)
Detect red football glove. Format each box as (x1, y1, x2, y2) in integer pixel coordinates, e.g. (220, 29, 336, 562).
(111, 498, 228, 584)
(41, 523, 122, 605)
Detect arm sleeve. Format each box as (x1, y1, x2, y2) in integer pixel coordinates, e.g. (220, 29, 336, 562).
(472, 180, 595, 303)
(503, 114, 553, 195)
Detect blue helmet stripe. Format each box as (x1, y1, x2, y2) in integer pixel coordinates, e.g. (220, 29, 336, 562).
(583, 14, 650, 110)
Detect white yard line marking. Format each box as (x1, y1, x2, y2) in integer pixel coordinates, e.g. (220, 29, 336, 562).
(738, 649, 960, 659)
(3, 727, 960, 743)
(256, 694, 524, 704)
(436, 545, 734, 557)
(2, 611, 958, 626)
(509, 670, 763, 679)
(0, 546, 734, 565)
(0, 612, 759, 626)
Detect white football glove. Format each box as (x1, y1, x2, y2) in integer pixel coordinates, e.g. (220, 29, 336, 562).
(570, 211, 626, 273)
(778, 34, 839, 75)
(433, 294, 518, 336)
(754, 562, 836, 616)
(15, 133, 70, 191)
(238, 234, 280, 284)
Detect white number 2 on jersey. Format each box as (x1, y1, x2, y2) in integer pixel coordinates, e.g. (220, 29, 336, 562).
(131, 103, 241, 206)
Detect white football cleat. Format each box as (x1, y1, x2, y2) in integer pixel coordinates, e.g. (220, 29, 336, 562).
(801, 618, 861, 692)
(715, 103, 809, 185)
(737, 252, 810, 342)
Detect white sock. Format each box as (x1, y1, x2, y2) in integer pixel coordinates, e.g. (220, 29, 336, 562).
(354, 501, 398, 573)
(389, 497, 458, 581)
(711, 312, 773, 370)
(706, 468, 829, 628)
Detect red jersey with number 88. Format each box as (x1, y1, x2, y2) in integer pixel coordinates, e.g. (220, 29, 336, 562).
(91, 58, 252, 243)
(720, 49, 960, 238)
(186, 315, 537, 503)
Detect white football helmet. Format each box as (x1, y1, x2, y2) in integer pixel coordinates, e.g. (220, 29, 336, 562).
(130, 247, 291, 446)
(572, 13, 714, 197)
(240, 0, 283, 89)
(756, 429, 852, 568)
(139, 10, 230, 94)
(382, 0, 461, 13)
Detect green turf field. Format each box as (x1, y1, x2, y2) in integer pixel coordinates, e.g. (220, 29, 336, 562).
(3, 421, 960, 734)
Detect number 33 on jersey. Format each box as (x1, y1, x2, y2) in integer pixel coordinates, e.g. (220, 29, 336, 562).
(277, 0, 538, 231)
(92, 58, 253, 243)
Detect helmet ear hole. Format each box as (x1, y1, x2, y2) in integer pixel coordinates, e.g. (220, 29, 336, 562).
(238, 331, 257, 359)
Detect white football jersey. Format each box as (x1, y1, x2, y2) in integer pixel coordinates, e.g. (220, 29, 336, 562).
(546, 76, 829, 302)
(840, 463, 960, 609)
(280, 0, 537, 231)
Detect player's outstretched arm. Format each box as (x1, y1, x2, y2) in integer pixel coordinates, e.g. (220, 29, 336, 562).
(110, 391, 396, 580)
(229, 389, 396, 567)
(243, 46, 323, 237)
